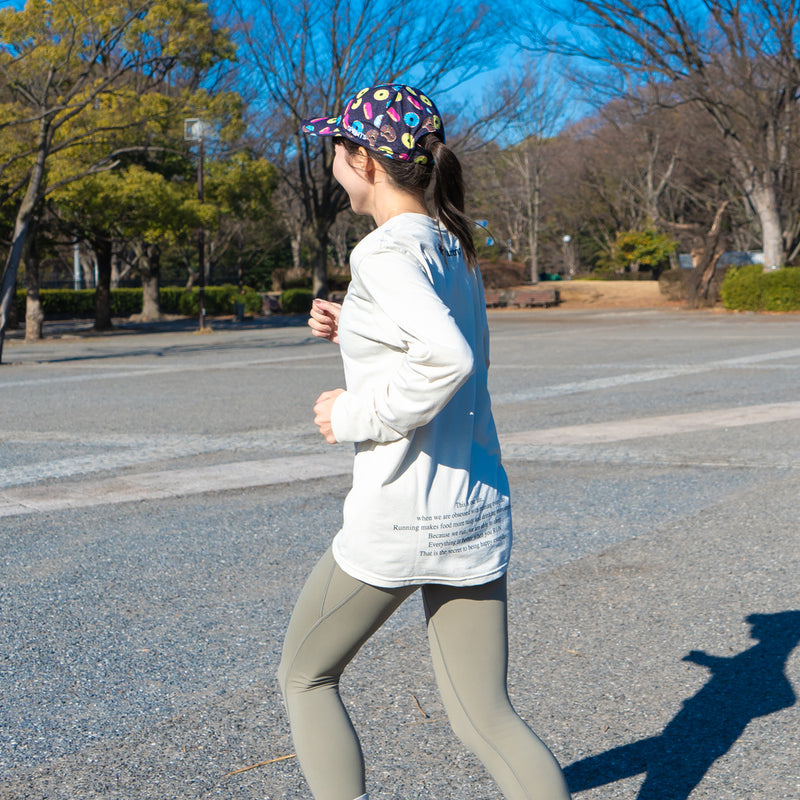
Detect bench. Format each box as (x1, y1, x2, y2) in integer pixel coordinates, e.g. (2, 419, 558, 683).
(483, 290, 507, 308)
(510, 288, 561, 308)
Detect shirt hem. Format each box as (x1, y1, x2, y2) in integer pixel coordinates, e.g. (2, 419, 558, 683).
(331, 545, 509, 589)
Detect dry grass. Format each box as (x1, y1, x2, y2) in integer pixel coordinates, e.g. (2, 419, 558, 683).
(546, 280, 678, 309)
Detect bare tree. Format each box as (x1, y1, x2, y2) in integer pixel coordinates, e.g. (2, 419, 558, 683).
(518, 0, 800, 270)
(494, 60, 572, 282)
(233, 0, 498, 298)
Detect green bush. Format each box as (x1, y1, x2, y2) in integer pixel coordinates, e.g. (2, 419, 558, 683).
(760, 268, 800, 311)
(15, 285, 265, 318)
(159, 287, 185, 314)
(720, 264, 800, 311)
(37, 289, 96, 316)
(280, 287, 314, 313)
(720, 264, 763, 310)
(110, 288, 143, 316)
(177, 285, 263, 316)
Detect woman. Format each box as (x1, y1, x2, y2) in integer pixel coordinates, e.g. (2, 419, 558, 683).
(277, 84, 571, 800)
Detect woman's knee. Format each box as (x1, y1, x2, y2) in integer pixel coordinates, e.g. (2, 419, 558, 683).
(278, 648, 339, 702)
(444, 689, 520, 751)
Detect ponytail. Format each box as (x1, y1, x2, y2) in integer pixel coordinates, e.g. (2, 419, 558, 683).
(423, 136, 477, 270)
(338, 135, 478, 270)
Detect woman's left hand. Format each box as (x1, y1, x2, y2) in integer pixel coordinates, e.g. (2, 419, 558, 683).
(313, 389, 345, 443)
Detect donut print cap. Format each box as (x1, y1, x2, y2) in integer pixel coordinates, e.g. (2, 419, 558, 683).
(301, 84, 445, 164)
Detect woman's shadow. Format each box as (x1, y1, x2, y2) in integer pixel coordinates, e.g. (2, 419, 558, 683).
(564, 610, 800, 799)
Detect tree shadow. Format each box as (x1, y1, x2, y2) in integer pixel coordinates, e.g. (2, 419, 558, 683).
(564, 610, 800, 799)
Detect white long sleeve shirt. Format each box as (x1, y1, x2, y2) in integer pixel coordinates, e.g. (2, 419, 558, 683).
(329, 213, 512, 588)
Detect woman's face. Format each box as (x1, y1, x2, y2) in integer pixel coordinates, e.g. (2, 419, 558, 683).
(333, 143, 371, 215)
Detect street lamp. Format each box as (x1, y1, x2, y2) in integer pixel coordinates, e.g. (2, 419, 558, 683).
(184, 118, 212, 330)
(562, 234, 573, 279)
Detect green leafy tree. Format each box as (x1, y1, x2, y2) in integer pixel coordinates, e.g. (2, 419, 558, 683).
(54, 164, 212, 324)
(598, 226, 676, 277)
(0, 0, 234, 361)
(203, 152, 286, 291)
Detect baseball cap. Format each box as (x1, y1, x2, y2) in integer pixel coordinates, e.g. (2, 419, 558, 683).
(301, 84, 444, 165)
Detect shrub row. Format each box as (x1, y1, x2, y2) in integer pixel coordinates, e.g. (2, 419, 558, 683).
(16, 285, 264, 318)
(169, 285, 263, 317)
(278, 287, 314, 313)
(720, 265, 800, 312)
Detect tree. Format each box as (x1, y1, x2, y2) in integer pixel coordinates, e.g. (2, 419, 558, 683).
(203, 152, 285, 291)
(599, 225, 677, 275)
(233, 0, 498, 298)
(519, 0, 800, 270)
(54, 165, 210, 323)
(496, 60, 572, 282)
(0, 0, 234, 361)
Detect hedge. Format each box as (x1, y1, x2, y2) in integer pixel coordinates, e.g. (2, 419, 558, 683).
(15, 284, 263, 318)
(720, 265, 800, 311)
(172, 285, 263, 317)
(279, 287, 313, 313)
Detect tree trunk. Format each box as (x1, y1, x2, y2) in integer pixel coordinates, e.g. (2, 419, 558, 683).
(24, 222, 44, 342)
(140, 243, 163, 321)
(111, 248, 121, 288)
(750, 185, 784, 270)
(686, 201, 730, 308)
(727, 146, 785, 269)
(0, 118, 50, 364)
(291, 232, 302, 272)
(93, 238, 114, 331)
(0, 215, 33, 364)
(237, 229, 245, 292)
(7, 281, 19, 331)
(525, 149, 541, 284)
(311, 228, 330, 299)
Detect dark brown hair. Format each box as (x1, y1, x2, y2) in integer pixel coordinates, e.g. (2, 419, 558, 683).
(335, 135, 477, 269)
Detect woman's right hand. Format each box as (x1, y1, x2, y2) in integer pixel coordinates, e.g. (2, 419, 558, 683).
(308, 299, 342, 343)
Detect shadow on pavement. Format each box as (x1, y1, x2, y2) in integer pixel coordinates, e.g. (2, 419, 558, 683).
(564, 610, 800, 799)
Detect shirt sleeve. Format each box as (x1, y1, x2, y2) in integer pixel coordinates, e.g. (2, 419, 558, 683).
(330, 247, 475, 444)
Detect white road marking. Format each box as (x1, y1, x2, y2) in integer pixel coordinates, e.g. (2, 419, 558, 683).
(500, 401, 800, 446)
(0, 451, 353, 518)
(4, 343, 800, 515)
(0, 349, 340, 388)
(0, 426, 317, 489)
(492, 348, 800, 403)
(3, 401, 799, 517)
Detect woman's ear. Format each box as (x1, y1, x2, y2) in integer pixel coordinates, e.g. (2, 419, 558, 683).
(350, 146, 377, 180)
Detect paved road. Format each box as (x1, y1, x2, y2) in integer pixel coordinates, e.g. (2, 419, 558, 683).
(1, 308, 799, 800)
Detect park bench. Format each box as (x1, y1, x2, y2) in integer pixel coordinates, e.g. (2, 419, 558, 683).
(510, 288, 561, 308)
(483, 289, 506, 307)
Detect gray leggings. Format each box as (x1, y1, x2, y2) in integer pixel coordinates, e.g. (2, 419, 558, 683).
(277, 548, 571, 800)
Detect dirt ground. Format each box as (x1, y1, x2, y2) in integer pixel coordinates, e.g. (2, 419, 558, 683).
(527, 280, 681, 310)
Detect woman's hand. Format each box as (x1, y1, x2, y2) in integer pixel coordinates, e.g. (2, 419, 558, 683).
(308, 299, 342, 343)
(314, 388, 345, 443)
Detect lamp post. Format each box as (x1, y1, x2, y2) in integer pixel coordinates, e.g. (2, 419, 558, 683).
(184, 118, 211, 330)
(562, 234, 573, 279)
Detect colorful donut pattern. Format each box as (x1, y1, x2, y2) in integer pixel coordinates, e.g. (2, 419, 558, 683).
(302, 84, 444, 164)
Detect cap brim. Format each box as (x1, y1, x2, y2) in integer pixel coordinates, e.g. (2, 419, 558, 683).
(300, 115, 343, 137)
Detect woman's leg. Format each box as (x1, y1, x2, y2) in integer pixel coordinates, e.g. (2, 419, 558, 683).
(277, 548, 416, 800)
(423, 577, 571, 800)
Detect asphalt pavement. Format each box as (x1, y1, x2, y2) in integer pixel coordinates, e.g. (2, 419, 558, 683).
(1, 307, 799, 800)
